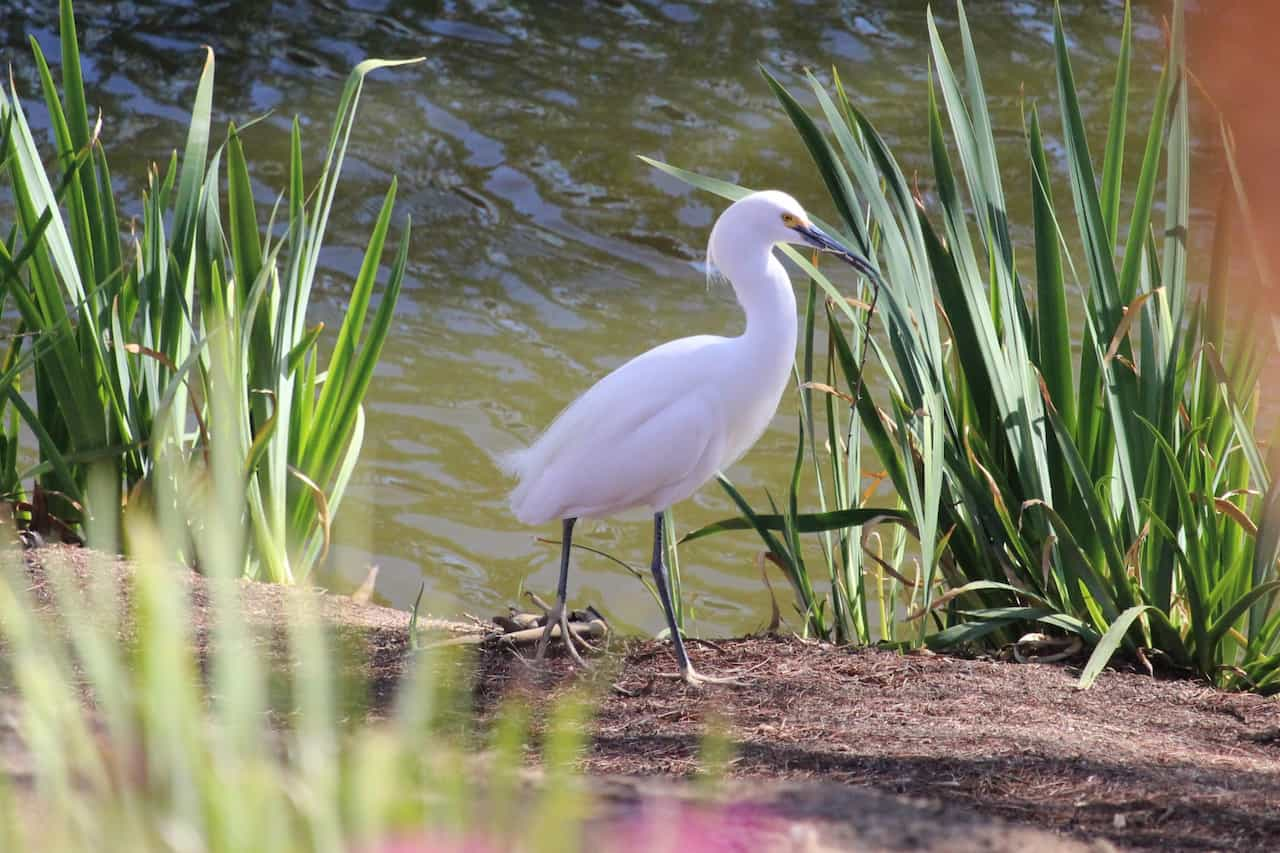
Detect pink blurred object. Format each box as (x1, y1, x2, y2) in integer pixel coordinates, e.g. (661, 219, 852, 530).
(362, 800, 799, 853)
(602, 800, 793, 852)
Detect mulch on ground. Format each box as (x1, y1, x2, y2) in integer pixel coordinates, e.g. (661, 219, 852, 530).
(9, 546, 1280, 851)
(474, 635, 1280, 851)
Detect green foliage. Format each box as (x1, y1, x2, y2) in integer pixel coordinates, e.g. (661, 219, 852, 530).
(0, 529, 593, 852)
(666, 0, 1280, 691)
(0, 1, 415, 581)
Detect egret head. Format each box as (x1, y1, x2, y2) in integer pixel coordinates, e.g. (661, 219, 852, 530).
(708, 190, 880, 282)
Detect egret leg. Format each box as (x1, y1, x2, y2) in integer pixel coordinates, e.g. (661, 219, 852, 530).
(649, 511, 741, 686)
(535, 517, 588, 667)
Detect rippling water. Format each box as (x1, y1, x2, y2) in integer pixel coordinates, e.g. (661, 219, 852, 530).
(2, 0, 1167, 635)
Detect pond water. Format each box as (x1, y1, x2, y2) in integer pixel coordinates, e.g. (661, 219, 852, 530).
(2, 0, 1168, 636)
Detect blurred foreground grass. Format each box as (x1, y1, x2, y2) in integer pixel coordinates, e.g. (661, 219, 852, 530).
(0, 532, 605, 851)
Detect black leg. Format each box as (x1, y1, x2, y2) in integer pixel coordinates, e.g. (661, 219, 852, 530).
(649, 511, 693, 675)
(535, 516, 585, 665)
(557, 516, 576, 602)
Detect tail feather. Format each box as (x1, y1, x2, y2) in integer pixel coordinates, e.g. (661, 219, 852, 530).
(500, 444, 549, 526)
(497, 446, 528, 480)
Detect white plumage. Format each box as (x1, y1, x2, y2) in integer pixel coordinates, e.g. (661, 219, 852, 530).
(505, 190, 877, 684)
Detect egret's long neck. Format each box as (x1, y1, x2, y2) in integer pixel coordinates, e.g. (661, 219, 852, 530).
(721, 244, 798, 375)
(718, 243, 793, 328)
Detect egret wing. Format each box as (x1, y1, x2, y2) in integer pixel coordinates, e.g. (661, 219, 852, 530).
(505, 335, 728, 522)
(510, 383, 724, 523)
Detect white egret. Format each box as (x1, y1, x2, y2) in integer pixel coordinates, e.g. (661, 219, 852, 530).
(505, 190, 879, 685)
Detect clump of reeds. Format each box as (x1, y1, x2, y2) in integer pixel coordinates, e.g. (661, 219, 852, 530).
(0, 0, 412, 582)
(661, 0, 1280, 693)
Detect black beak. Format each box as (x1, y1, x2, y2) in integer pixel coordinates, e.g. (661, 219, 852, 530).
(793, 222, 880, 283)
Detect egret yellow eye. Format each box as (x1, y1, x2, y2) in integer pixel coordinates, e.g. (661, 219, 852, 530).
(781, 212, 800, 227)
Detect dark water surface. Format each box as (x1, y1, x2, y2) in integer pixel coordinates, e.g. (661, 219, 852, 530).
(1, 0, 1166, 635)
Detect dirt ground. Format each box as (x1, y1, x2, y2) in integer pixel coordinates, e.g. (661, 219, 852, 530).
(8, 546, 1280, 851)
(486, 638, 1280, 851)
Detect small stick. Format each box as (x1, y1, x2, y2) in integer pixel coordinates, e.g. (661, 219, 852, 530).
(498, 618, 608, 647)
(418, 618, 608, 651)
(525, 591, 554, 615)
(849, 277, 881, 410)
